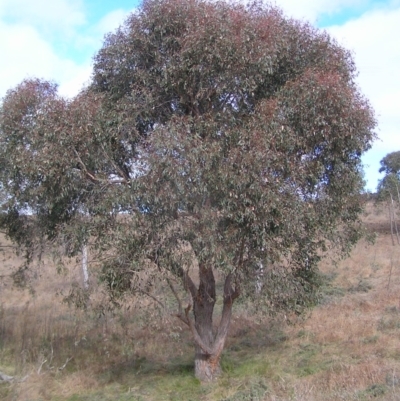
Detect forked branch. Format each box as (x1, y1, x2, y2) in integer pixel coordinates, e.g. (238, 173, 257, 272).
(185, 303, 214, 355)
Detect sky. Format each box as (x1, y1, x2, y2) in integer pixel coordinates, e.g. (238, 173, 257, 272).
(0, 0, 399, 192)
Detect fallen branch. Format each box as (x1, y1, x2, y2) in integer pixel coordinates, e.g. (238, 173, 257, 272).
(37, 358, 47, 375)
(58, 357, 73, 371)
(0, 371, 14, 382)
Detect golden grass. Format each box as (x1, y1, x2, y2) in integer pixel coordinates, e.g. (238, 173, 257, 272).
(1, 202, 400, 400)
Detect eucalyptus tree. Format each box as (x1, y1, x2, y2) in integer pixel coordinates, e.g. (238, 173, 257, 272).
(0, 0, 376, 381)
(377, 151, 400, 200)
(377, 151, 400, 244)
(379, 151, 400, 176)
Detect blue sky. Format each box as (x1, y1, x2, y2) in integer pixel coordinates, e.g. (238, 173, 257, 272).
(1, 0, 399, 192)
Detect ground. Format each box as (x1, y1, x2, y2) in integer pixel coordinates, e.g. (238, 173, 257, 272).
(1, 201, 400, 400)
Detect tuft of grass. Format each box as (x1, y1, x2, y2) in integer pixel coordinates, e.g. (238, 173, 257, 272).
(358, 383, 387, 399)
(221, 353, 273, 379)
(361, 335, 379, 344)
(318, 271, 346, 305)
(2, 204, 400, 401)
(349, 279, 373, 293)
(377, 316, 400, 332)
(220, 378, 269, 401)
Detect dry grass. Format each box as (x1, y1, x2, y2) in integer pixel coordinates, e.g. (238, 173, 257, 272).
(1, 201, 400, 400)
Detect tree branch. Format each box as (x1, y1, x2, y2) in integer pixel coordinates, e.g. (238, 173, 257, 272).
(100, 143, 131, 183)
(235, 237, 246, 270)
(150, 248, 196, 324)
(185, 303, 214, 355)
(58, 357, 73, 371)
(183, 270, 198, 299)
(166, 276, 189, 327)
(222, 273, 240, 307)
(153, 248, 198, 300)
(73, 148, 99, 183)
(73, 147, 128, 185)
(134, 289, 166, 310)
(213, 273, 240, 355)
(0, 371, 14, 382)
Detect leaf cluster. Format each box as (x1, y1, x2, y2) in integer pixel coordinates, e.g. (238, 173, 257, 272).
(377, 151, 400, 201)
(0, 0, 376, 313)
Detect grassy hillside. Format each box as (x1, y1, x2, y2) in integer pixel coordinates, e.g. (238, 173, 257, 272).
(1, 202, 400, 401)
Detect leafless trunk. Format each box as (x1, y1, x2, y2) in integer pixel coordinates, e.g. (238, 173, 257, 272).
(82, 245, 89, 289)
(388, 194, 400, 246)
(395, 181, 400, 205)
(184, 266, 239, 382)
(255, 261, 264, 294)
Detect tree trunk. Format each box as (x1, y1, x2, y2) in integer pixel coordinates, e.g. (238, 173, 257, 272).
(186, 266, 239, 382)
(193, 264, 218, 381)
(194, 346, 222, 382)
(82, 245, 89, 289)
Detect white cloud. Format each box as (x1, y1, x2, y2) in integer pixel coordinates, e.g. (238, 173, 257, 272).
(0, 0, 397, 191)
(326, 5, 400, 190)
(275, 1, 400, 190)
(276, 0, 365, 22)
(0, 21, 91, 99)
(0, 0, 85, 36)
(58, 64, 92, 98)
(0, 0, 90, 98)
(95, 9, 131, 36)
(78, 8, 134, 52)
(0, 3, 138, 100)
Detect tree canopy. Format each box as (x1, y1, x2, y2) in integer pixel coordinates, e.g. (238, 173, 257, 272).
(377, 151, 400, 200)
(0, 0, 376, 381)
(379, 151, 400, 176)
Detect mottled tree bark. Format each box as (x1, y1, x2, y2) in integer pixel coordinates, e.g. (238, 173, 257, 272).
(185, 266, 239, 382)
(82, 245, 89, 289)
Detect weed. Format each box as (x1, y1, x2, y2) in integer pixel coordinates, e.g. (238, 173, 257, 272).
(370, 262, 381, 272)
(377, 316, 400, 332)
(358, 383, 387, 399)
(2, 204, 400, 401)
(221, 378, 269, 401)
(385, 372, 400, 387)
(318, 271, 346, 304)
(349, 279, 373, 293)
(295, 344, 321, 377)
(361, 335, 379, 344)
(385, 306, 398, 314)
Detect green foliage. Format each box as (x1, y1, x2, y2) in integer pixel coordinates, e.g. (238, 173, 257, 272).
(377, 151, 400, 201)
(377, 173, 400, 201)
(220, 379, 269, 401)
(318, 271, 346, 304)
(0, 0, 376, 375)
(379, 151, 400, 176)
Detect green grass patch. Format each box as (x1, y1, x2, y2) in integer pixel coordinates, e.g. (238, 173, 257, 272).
(357, 383, 387, 399)
(292, 343, 335, 377)
(220, 378, 269, 401)
(318, 271, 346, 304)
(0, 382, 11, 401)
(221, 353, 273, 378)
